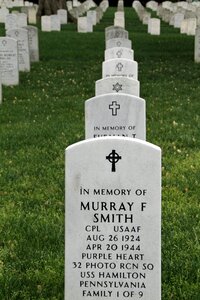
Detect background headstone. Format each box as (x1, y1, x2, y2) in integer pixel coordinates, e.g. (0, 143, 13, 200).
(87, 10, 97, 26)
(180, 19, 188, 34)
(187, 18, 196, 36)
(28, 7, 37, 24)
(106, 38, 132, 49)
(0, 37, 19, 85)
(85, 94, 145, 139)
(6, 28, 30, 72)
(77, 17, 93, 33)
(195, 26, 200, 62)
(0, 7, 9, 23)
(0, 76, 2, 104)
(51, 15, 61, 31)
(41, 16, 51, 32)
(57, 9, 68, 24)
(105, 26, 129, 41)
(23, 25, 39, 62)
(114, 11, 125, 28)
(102, 58, 138, 80)
(148, 18, 161, 35)
(5, 14, 17, 31)
(95, 77, 140, 97)
(105, 47, 134, 60)
(17, 12, 27, 27)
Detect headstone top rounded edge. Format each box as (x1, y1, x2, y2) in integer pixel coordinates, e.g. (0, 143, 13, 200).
(66, 137, 161, 153)
(85, 92, 145, 105)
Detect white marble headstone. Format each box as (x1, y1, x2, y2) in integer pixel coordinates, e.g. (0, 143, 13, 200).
(148, 18, 160, 35)
(18, 12, 27, 27)
(87, 10, 97, 25)
(87, 14, 93, 32)
(95, 7, 103, 23)
(28, 7, 37, 24)
(114, 11, 125, 28)
(65, 137, 161, 300)
(77, 17, 93, 33)
(173, 13, 184, 28)
(142, 12, 151, 25)
(105, 26, 129, 41)
(106, 38, 132, 49)
(195, 26, 200, 62)
(23, 25, 39, 62)
(73, 0, 78, 7)
(51, 15, 61, 31)
(67, 1, 73, 11)
(103, 58, 138, 80)
(105, 47, 134, 60)
(180, 19, 188, 34)
(78, 16, 90, 32)
(0, 7, 9, 23)
(85, 94, 145, 139)
(95, 77, 140, 97)
(100, 0, 109, 12)
(41, 16, 51, 31)
(0, 37, 19, 86)
(5, 14, 18, 31)
(6, 28, 30, 72)
(57, 9, 68, 24)
(0, 76, 2, 104)
(187, 18, 196, 35)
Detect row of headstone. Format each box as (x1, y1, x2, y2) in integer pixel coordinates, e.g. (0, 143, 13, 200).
(41, 9, 68, 31)
(5, 13, 27, 30)
(147, 1, 200, 36)
(114, 0, 125, 28)
(88, 20, 143, 140)
(145, 1, 200, 62)
(65, 2, 162, 299)
(77, 0, 109, 33)
(66, 1, 73, 11)
(0, 25, 39, 103)
(20, 5, 38, 24)
(133, 1, 160, 35)
(0, 0, 34, 8)
(69, 0, 97, 20)
(0, 5, 38, 25)
(42, 15, 60, 32)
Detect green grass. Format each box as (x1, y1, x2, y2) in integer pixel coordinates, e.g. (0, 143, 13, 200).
(0, 7, 199, 300)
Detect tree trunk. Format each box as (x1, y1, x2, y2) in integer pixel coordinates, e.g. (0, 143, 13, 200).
(37, 0, 67, 17)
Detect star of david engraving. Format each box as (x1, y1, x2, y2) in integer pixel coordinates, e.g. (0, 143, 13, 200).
(106, 150, 122, 172)
(116, 50, 123, 58)
(2, 40, 7, 46)
(109, 101, 120, 116)
(117, 41, 122, 46)
(116, 62, 123, 71)
(113, 82, 123, 93)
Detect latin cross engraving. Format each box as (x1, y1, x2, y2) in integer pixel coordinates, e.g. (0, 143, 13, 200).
(116, 62, 123, 71)
(106, 150, 122, 172)
(109, 101, 120, 116)
(113, 82, 123, 93)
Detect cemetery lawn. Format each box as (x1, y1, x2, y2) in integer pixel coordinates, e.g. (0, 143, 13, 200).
(0, 7, 199, 300)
